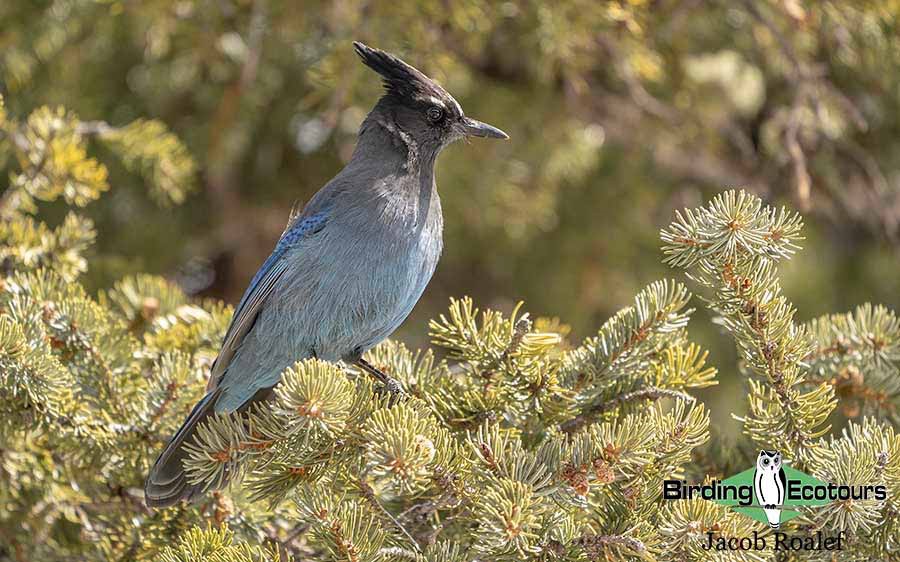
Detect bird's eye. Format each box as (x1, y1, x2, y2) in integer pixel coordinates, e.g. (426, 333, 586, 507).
(762, 459, 769, 466)
(426, 106, 444, 123)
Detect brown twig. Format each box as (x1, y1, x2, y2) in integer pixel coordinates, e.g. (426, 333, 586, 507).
(358, 480, 422, 553)
(575, 533, 647, 558)
(561, 386, 695, 434)
(785, 96, 812, 211)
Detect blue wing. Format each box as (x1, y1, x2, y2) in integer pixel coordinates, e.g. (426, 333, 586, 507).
(206, 210, 329, 391)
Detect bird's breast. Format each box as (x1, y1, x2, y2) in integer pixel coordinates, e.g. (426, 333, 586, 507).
(266, 189, 442, 360)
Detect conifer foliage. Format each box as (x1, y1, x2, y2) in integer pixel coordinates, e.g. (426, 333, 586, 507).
(1, 96, 899, 560)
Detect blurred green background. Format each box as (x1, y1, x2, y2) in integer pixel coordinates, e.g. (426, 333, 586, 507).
(3, 0, 900, 435)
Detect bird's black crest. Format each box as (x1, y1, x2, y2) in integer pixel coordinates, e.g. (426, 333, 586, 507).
(353, 41, 444, 101)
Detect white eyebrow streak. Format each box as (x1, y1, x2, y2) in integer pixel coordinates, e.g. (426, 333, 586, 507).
(426, 96, 446, 108)
(448, 97, 462, 116)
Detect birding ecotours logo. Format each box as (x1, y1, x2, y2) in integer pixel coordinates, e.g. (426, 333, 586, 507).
(663, 450, 887, 527)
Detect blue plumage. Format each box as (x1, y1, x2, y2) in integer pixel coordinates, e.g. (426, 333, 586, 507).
(230, 210, 330, 338)
(145, 41, 508, 507)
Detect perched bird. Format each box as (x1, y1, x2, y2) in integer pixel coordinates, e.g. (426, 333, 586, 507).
(145, 41, 508, 507)
(753, 450, 786, 529)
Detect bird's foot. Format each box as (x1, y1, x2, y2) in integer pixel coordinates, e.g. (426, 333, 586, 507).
(764, 504, 775, 510)
(381, 376, 403, 407)
(356, 357, 404, 406)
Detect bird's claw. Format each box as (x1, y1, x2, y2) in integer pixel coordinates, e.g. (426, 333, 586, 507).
(382, 377, 403, 406)
(384, 377, 402, 394)
(372, 377, 403, 406)
(355, 357, 403, 406)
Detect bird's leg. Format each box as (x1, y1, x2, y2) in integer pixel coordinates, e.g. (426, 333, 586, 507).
(356, 357, 403, 404)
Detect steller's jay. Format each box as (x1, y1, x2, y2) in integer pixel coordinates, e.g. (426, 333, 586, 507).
(145, 41, 508, 507)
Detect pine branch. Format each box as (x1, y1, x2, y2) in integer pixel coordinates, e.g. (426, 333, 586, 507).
(358, 479, 422, 554)
(804, 304, 900, 419)
(561, 387, 696, 435)
(559, 280, 699, 433)
(661, 190, 835, 463)
(96, 119, 197, 205)
(564, 280, 693, 390)
(155, 525, 291, 562)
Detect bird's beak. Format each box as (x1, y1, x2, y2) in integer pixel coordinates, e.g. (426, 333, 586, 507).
(462, 117, 509, 140)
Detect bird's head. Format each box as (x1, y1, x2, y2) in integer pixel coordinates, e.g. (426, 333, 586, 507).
(354, 41, 507, 156)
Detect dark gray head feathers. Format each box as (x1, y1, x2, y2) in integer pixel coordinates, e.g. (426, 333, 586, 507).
(352, 41, 507, 152)
(354, 41, 451, 104)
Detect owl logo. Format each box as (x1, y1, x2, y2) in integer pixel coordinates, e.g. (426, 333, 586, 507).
(754, 450, 787, 529)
